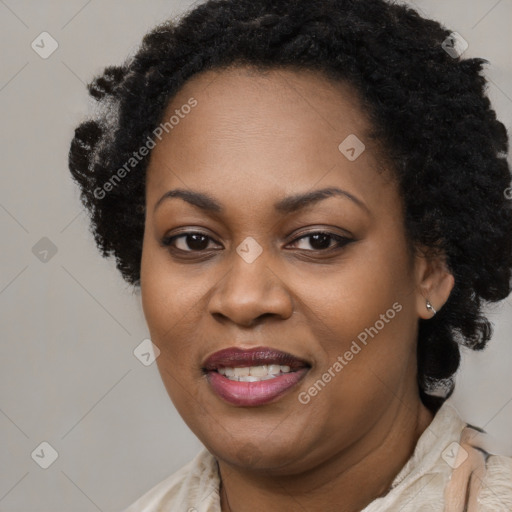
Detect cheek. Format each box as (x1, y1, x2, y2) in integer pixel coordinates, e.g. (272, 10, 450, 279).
(298, 236, 417, 401)
(140, 247, 205, 412)
(293, 272, 416, 453)
(303, 241, 413, 347)
(140, 241, 195, 385)
(140, 246, 173, 339)
(140, 238, 223, 398)
(140, 238, 202, 338)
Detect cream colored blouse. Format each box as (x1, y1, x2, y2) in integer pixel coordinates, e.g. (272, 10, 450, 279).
(122, 402, 512, 511)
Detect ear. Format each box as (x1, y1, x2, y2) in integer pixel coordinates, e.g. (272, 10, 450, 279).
(414, 247, 455, 319)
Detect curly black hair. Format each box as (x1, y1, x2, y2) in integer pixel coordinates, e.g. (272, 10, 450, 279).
(68, 0, 512, 413)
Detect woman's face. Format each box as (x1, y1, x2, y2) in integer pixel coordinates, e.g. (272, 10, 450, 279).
(141, 66, 430, 473)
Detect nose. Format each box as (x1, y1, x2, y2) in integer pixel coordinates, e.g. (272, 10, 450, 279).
(207, 249, 294, 328)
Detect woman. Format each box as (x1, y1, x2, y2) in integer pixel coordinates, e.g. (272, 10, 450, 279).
(68, 0, 512, 510)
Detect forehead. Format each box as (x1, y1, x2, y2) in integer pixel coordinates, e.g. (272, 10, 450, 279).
(145, 65, 392, 211)
(165, 65, 371, 140)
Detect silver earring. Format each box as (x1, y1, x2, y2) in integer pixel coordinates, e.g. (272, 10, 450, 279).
(426, 299, 437, 315)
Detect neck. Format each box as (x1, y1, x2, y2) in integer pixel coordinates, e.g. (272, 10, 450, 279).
(218, 398, 435, 512)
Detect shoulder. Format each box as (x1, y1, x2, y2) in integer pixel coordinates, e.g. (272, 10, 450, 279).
(121, 448, 221, 512)
(444, 418, 512, 512)
(478, 452, 512, 510)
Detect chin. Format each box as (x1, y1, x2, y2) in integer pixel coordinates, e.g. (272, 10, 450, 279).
(203, 430, 308, 473)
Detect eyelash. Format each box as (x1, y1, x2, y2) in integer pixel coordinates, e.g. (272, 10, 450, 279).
(161, 230, 353, 255)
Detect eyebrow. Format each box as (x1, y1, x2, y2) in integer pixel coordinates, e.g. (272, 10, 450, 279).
(153, 186, 369, 215)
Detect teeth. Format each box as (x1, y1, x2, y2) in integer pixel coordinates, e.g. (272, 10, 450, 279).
(268, 364, 281, 375)
(249, 365, 267, 377)
(233, 367, 250, 377)
(217, 365, 294, 381)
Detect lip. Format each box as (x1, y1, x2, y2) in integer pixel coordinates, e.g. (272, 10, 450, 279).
(202, 346, 310, 407)
(203, 346, 310, 370)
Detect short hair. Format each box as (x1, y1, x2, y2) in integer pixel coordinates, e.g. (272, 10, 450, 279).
(68, 0, 512, 412)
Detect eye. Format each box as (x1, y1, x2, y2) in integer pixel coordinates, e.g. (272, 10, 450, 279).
(161, 232, 221, 252)
(161, 230, 353, 255)
(287, 231, 353, 251)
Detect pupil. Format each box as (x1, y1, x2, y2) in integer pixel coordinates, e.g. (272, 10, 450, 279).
(188, 234, 208, 250)
(310, 233, 331, 250)
(183, 234, 334, 251)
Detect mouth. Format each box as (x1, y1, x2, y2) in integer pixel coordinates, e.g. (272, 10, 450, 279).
(202, 347, 311, 407)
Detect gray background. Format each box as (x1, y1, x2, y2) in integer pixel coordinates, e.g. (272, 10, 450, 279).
(0, 1, 511, 511)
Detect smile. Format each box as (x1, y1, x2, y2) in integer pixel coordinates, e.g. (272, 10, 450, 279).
(202, 347, 310, 406)
(217, 364, 293, 381)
